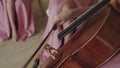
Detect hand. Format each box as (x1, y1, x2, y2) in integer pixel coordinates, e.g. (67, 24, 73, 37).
(54, 8, 89, 25)
(53, 9, 73, 25)
(52, 0, 90, 25)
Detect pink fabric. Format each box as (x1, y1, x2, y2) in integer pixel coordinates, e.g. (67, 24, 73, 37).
(15, 0, 35, 40)
(39, 0, 67, 65)
(0, 0, 35, 42)
(0, 0, 10, 42)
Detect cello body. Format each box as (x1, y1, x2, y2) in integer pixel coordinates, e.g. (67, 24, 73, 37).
(23, 0, 120, 68)
(46, 2, 120, 68)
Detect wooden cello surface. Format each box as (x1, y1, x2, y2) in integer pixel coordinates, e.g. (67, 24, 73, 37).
(50, 2, 120, 68)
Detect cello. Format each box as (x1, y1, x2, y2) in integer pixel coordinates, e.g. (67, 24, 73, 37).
(51, 0, 120, 68)
(24, 0, 120, 68)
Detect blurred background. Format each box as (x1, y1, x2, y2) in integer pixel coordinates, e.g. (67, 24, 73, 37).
(0, 0, 48, 68)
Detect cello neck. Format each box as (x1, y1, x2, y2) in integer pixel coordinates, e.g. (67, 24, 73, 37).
(58, 0, 110, 40)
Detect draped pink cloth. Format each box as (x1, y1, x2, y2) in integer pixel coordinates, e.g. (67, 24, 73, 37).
(0, 0, 35, 42)
(0, 0, 10, 41)
(15, 0, 35, 40)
